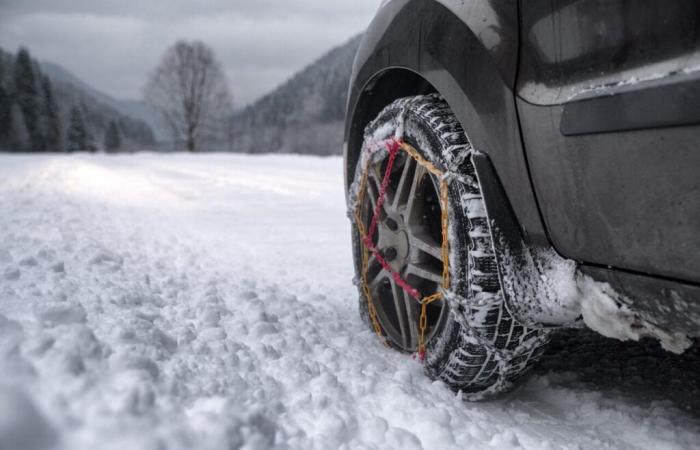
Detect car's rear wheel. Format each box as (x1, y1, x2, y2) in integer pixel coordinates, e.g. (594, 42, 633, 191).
(349, 94, 550, 399)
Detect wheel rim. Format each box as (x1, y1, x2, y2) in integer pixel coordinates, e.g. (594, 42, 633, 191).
(359, 148, 448, 353)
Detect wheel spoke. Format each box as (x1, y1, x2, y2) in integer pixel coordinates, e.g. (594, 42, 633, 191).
(406, 262, 443, 284)
(365, 174, 380, 210)
(392, 155, 415, 210)
(389, 277, 419, 349)
(407, 230, 443, 262)
(365, 254, 382, 284)
(403, 164, 426, 223)
(366, 163, 393, 218)
(368, 162, 384, 190)
(368, 269, 386, 292)
(365, 177, 379, 220)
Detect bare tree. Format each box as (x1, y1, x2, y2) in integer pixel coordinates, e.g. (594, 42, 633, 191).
(144, 41, 233, 152)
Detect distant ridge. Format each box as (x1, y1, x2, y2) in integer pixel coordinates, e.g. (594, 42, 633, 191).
(231, 34, 362, 155)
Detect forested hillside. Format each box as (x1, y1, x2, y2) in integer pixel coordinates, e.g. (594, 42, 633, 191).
(0, 35, 362, 154)
(0, 47, 155, 152)
(40, 61, 168, 142)
(231, 35, 362, 155)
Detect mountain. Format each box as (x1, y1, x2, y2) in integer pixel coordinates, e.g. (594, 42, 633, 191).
(0, 46, 157, 151)
(40, 61, 169, 141)
(231, 34, 362, 155)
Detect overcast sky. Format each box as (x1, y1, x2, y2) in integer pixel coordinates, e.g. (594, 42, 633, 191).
(0, 0, 380, 106)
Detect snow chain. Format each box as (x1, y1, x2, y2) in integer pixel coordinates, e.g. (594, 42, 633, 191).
(354, 137, 450, 360)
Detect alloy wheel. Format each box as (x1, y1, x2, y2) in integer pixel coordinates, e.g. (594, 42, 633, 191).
(359, 148, 448, 352)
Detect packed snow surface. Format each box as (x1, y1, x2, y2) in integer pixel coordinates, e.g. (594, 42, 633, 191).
(0, 153, 698, 450)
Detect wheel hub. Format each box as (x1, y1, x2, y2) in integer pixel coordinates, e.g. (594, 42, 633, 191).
(377, 215, 410, 272)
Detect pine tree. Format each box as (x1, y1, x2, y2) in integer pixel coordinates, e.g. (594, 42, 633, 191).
(41, 76, 61, 150)
(66, 106, 88, 151)
(0, 55, 11, 149)
(14, 48, 44, 150)
(104, 121, 121, 152)
(0, 82, 11, 148)
(9, 104, 30, 150)
(84, 116, 97, 152)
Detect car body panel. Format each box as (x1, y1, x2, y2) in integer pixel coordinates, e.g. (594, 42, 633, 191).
(345, 0, 700, 334)
(517, 0, 700, 284)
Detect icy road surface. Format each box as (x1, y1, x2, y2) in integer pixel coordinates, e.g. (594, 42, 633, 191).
(0, 153, 698, 450)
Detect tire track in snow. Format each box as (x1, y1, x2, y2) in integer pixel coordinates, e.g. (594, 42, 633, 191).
(0, 154, 698, 450)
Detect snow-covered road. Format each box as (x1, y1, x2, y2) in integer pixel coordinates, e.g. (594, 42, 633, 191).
(0, 153, 698, 450)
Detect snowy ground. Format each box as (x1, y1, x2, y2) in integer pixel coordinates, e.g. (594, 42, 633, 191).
(0, 153, 698, 450)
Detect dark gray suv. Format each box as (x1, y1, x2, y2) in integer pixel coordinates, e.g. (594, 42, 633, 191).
(344, 0, 700, 399)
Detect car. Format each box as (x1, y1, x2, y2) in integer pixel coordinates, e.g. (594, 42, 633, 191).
(343, 0, 700, 400)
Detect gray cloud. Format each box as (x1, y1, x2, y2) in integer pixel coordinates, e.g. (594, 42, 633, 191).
(0, 0, 379, 105)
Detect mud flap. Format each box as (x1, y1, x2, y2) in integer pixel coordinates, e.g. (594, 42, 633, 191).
(471, 153, 581, 327)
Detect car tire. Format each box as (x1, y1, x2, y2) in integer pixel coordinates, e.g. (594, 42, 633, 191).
(350, 94, 550, 399)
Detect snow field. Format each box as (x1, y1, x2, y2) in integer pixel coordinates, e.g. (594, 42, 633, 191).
(0, 153, 698, 450)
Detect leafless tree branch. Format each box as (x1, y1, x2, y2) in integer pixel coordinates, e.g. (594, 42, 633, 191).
(144, 41, 233, 151)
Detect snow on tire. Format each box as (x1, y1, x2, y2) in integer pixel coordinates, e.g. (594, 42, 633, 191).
(349, 94, 550, 399)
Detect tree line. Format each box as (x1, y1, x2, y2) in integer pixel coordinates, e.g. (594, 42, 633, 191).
(0, 47, 150, 152)
(1, 37, 353, 154)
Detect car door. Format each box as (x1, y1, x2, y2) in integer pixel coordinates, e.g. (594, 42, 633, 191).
(515, 0, 700, 283)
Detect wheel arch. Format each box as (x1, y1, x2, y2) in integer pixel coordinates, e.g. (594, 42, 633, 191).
(344, 67, 437, 192)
